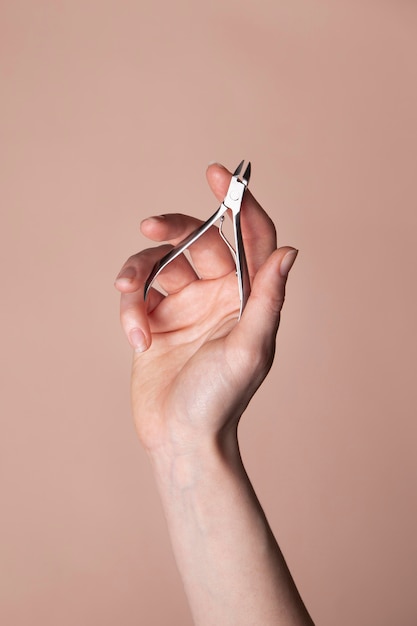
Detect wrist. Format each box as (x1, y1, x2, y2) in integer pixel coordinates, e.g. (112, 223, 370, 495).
(147, 428, 243, 491)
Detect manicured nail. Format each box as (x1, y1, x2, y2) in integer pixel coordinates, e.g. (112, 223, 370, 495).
(115, 266, 136, 283)
(280, 250, 299, 277)
(129, 328, 148, 353)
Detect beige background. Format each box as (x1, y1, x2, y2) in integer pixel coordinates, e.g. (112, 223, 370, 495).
(1, 1, 416, 624)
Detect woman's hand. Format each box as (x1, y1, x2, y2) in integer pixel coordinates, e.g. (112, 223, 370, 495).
(114, 164, 313, 626)
(114, 163, 298, 456)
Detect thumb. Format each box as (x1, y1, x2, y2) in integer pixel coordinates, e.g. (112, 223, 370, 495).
(232, 247, 298, 363)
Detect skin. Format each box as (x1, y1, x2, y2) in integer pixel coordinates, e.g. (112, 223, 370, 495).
(114, 163, 314, 625)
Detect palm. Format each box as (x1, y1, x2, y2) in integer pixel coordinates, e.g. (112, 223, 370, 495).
(131, 272, 258, 450)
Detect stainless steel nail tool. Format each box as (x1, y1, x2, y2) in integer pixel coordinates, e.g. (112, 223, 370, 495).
(144, 160, 251, 319)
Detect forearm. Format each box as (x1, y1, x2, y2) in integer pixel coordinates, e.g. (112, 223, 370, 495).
(149, 432, 314, 626)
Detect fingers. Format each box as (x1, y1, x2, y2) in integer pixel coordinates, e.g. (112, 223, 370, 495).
(115, 245, 198, 295)
(140, 214, 235, 279)
(139, 163, 278, 283)
(115, 162, 290, 354)
(206, 164, 277, 280)
(229, 247, 298, 372)
(119, 289, 151, 352)
(115, 245, 198, 351)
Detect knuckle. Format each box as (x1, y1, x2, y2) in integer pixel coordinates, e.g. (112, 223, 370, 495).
(236, 336, 276, 379)
(265, 293, 285, 317)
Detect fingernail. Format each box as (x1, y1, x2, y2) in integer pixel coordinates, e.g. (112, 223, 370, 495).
(141, 215, 166, 225)
(280, 250, 299, 277)
(115, 266, 136, 283)
(207, 161, 224, 167)
(129, 328, 148, 353)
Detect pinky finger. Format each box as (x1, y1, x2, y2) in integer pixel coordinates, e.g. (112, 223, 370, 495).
(120, 289, 152, 352)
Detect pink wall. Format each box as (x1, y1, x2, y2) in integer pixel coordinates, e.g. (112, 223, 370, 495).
(1, 1, 416, 624)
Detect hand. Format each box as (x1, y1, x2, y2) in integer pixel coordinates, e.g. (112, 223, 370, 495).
(114, 164, 298, 455)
